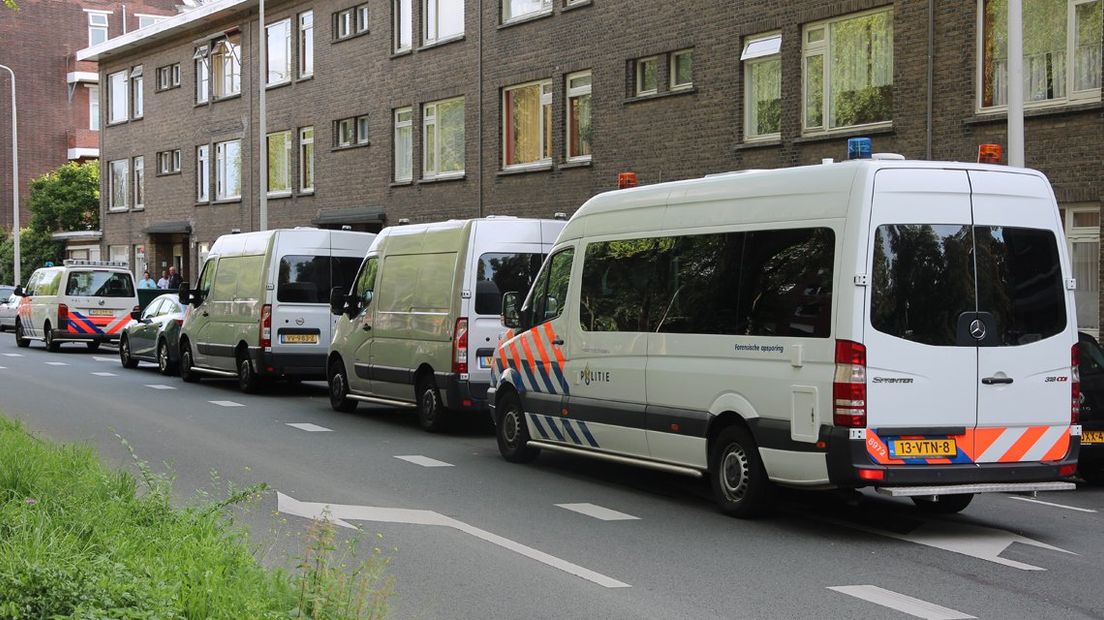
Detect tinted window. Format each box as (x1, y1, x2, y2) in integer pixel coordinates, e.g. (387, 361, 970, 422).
(65, 271, 135, 297)
(975, 226, 1065, 345)
(353, 257, 378, 304)
(277, 255, 365, 303)
(738, 228, 835, 337)
(525, 248, 574, 326)
(142, 299, 164, 319)
(197, 260, 216, 296)
(580, 239, 666, 332)
(475, 253, 543, 315)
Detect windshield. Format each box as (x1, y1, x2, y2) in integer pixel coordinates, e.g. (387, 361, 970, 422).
(0, 286, 13, 299)
(277, 255, 364, 303)
(65, 271, 136, 298)
(475, 252, 544, 315)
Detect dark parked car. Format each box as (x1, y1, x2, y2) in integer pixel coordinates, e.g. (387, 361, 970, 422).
(1077, 332, 1104, 482)
(119, 294, 185, 375)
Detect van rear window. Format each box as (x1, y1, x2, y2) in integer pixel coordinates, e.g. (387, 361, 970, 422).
(475, 253, 544, 315)
(871, 225, 1065, 346)
(65, 271, 135, 297)
(277, 255, 363, 303)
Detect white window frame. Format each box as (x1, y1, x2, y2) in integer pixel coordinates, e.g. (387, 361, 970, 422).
(88, 85, 100, 131)
(394, 107, 413, 182)
(975, 0, 1103, 112)
(336, 8, 354, 39)
(136, 14, 167, 29)
(742, 32, 783, 142)
(423, 0, 464, 45)
(215, 139, 242, 200)
(194, 46, 210, 103)
(502, 79, 552, 169)
(1061, 204, 1102, 335)
(267, 131, 293, 196)
(133, 156, 144, 210)
(299, 127, 315, 192)
(502, 0, 552, 24)
(266, 19, 292, 86)
(196, 144, 210, 202)
(87, 11, 110, 47)
(565, 70, 592, 163)
(394, 0, 412, 53)
(356, 115, 370, 144)
(357, 4, 370, 32)
(108, 70, 128, 124)
(635, 56, 658, 96)
(422, 96, 465, 179)
(130, 66, 143, 119)
(669, 49, 694, 90)
(211, 36, 242, 99)
(802, 7, 895, 135)
(337, 118, 355, 147)
(299, 11, 314, 78)
(108, 159, 128, 211)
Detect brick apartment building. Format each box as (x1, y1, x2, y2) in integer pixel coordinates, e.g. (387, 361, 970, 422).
(0, 0, 177, 257)
(80, 0, 1102, 329)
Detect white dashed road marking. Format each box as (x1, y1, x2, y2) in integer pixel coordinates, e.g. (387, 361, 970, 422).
(1008, 495, 1098, 513)
(555, 503, 640, 521)
(828, 585, 975, 620)
(92, 356, 116, 362)
(3, 353, 23, 357)
(145, 384, 176, 390)
(0, 366, 6, 369)
(44, 361, 69, 366)
(209, 400, 245, 407)
(394, 455, 454, 468)
(286, 423, 333, 432)
(91, 372, 118, 377)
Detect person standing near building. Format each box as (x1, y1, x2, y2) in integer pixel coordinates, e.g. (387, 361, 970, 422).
(138, 271, 157, 289)
(167, 266, 183, 290)
(157, 269, 170, 289)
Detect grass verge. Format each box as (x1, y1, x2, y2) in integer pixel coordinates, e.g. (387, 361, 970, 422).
(0, 417, 392, 619)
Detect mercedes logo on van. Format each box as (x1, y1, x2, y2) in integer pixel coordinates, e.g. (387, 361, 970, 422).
(969, 319, 987, 340)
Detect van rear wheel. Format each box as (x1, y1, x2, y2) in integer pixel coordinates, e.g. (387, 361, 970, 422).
(911, 493, 974, 514)
(328, 360, 357, 413)
(710, 426, 772, 518)
(496, 390, 539, 463)
(237, 353, 261, 394)
(416, 376, 448, 432)
(44, 324, 60, 352)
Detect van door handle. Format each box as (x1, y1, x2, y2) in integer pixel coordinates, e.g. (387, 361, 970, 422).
(362, 324, 372, 332)
(982, 376, 1014, 385)
(551, 337, 564, 345)
(201, 311, 209, 317)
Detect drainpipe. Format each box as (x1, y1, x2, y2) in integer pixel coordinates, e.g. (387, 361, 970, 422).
(925, 0, 933, 160)
(122, 5, 128, 34)
(477, 0, 484, 218)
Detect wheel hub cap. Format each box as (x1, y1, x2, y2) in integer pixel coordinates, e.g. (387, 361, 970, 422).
(721, 447, 749, 501)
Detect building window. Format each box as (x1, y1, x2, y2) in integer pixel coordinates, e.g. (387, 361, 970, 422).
(158, 149, 181, 174)
(1061, 205, 1102, 333)
(635, 56, 658, 96)
(565, 71, 592, 161)
(503, 0, 551, 23)
(109, 159, 128, 210)
(196, 144, 210, 202)
(266, 19, 292, 86)
(299, 11, 314, 78)
(137, 14, 167, 29)
(267, 131, 292, 195)
(299, 127, 315, 192)
(743, 33, 782, 140)
(803, 8, 894, 133)
(215, 139, 242, 200)
(108, 70, 128, 124)
(130, 66, 143, 119)
(357, 4, 370, 32)
(88, 11, 109, 47)
(670, 49, 693, 90)
(424, 0, 464, 45)
(503, 80, 551, 168)
(394, 107, 413, 182)
(157, 64, 180, 90)
(980, 0, 1102, 108)
(394, 0, 412, 52)
(423, 97, 465, 178)
(88, 86, 100, 131)
(335, 4, 368, 40)
(133, 156, 144, 209)
(211, 35, 242, 99)
(194, 46, 210, 103)
(109, 245, 129, 266)
(336, 118, 355, 146)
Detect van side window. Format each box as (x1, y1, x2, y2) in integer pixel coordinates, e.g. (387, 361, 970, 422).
(580, 239, 665, 332)
(354, 257, 378, 304)
(197, 260, 216, 297)
(528, 248, 574, 326)
(23, 272, 42, 296)
(210, 257, 239, 301)
(738, 228, 835, 338)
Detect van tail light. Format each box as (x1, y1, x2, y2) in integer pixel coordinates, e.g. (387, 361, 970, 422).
(1072, 343, 1081, 424)
(260, 304, 272, 349)
(833, 340, 867, 428)
(57, 303, 69, 330)
(452, 317, 468, 374)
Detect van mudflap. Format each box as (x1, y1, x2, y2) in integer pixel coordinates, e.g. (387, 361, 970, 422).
(876, 481, 1075, 498)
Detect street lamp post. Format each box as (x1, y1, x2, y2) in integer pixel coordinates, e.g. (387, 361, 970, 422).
(0, 64, 20, 285)
(1007, 0, 1025, 167)
(258, 0, 268, 231)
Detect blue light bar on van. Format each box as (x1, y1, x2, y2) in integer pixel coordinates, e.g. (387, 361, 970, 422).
(847, 137, 872, 160)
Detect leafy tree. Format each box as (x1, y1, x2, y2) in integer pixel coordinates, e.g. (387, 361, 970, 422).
(3, 0, 17, 10)
(0, 229, 62, 284)
(27, 161, 99, 234)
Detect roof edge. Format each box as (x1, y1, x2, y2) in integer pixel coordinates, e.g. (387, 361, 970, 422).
(76, 0, 254, 63)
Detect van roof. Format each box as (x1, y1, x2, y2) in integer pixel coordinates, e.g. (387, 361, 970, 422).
(208, 227, 375, 256)
(559, 159, 1050, 242)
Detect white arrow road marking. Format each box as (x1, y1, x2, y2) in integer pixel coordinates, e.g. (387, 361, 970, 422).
(145, 384, 176, 390)
(556, 503, 640, 521)
(394, 455, 453, 468)
(209, 400, 244, 407)
(1008, 495, 1098, 513)
(44, 361, 69, 366)
(3, 353, 23, 357)
(828, 586, 976, 620)
(277, 492, 630, 589)
(92, 356, 116, 362)
(286, 423, 332, 432)
(91, 372, 118, 377)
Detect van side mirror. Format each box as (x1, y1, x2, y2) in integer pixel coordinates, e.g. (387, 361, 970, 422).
(178, 282, 192, 306)
(501, 292, 520, 329)
(12, 286, 23, 297)
(329, 287, 346, 316)
(130, 309, 141, 320)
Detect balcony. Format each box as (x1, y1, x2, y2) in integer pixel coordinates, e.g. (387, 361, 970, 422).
(67, 129, 99, 160)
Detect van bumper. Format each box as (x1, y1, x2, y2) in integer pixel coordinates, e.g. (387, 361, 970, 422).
(259, 350, 326, 380)
(826, 427, 1080, 488)
(53, 329, 119, 343)
(440, 373, 489, 413)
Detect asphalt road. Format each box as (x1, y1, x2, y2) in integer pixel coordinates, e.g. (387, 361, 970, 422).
(2, 334, 1103, 619)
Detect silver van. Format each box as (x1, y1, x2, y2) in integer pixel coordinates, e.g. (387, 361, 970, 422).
(178, 228, 375, 392)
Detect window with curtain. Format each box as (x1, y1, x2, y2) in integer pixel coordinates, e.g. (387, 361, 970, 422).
(268, 131, 292, 194)
(803, 8, 893, 132)
(109, 160, 128, 210)
(211, 35, 241, 98)
(743, 33, 782, 140)
(503, 81, 552, 168)
(566, 72, 592, 161)
(981, 0, 1102, 108)
(423, 97, 465, 177)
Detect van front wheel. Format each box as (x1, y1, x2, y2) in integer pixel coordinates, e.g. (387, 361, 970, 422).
(328, 360, 358, 413)
(710, 426, 772, 518)
(179, 344, 199, 383)
(496, 391, 539, 463)
(911, 493, 974, 514)
(416, 376, 448, 432)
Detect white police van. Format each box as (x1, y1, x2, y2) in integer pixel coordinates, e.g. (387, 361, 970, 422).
(489, 152, 1080, 517)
